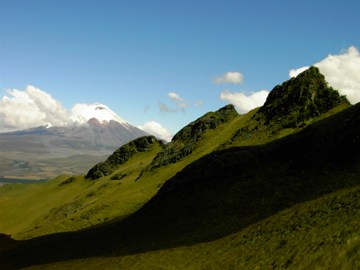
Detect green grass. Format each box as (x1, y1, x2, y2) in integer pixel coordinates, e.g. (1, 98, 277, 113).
(0, 107, 251, 240)
(17, 185, 360, 270)
(0, 142, 164, 239)
(225, 102, 351, 149)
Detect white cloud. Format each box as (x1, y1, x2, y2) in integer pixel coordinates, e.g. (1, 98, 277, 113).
(289, 66, 310, 78)
(289, 46, 360, 104)
(214, 72, 244, 84)
(159, 92, 187, 114)
(0, 86, 130, 133)
(138, 121, 173, 142)
(0, 85, 69, 132)
(168, 92, 183, 102)
(220, 90, 269, 113)
(169, 92, 187, 111)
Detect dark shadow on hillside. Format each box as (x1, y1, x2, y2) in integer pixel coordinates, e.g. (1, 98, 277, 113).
(1, 103, 360, 270)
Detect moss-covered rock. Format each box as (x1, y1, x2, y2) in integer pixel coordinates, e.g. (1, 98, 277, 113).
(258, 66, 349, 128)
(150, 104, 238, 168)
(86, 136, 162, 180)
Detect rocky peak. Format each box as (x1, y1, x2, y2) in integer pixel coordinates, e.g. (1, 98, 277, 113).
(257, 66, 349, 127)
(149, 104, 238, 169)
(172, 104, 237, 142)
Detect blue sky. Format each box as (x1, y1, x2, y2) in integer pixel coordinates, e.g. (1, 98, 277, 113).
(1, 0, 360, 139)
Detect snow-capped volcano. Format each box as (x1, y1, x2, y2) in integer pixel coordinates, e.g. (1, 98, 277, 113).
(0, 86, 136, 133)
(70, 103, 128, 125)
(0, 101, 149, 179)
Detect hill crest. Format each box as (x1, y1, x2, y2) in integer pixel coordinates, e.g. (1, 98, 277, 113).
(257, 66, 349, 127)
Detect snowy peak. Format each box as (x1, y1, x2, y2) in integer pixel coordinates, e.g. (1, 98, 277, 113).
(70, 103, 128, 125)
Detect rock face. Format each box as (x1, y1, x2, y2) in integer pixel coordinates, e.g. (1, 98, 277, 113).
(258, 66, 349, 127)
(149, 104, 238, 168)
(86, 136, 162, 180)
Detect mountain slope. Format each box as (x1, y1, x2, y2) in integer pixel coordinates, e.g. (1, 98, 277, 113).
(1, 101, 359, 270)
(148, 104, 238, 169)
(0, 136, 164, 240)
(0, 67, 358, 269)
(16, 185, 360, 270)
(0, 106, 244, 240)
(86, 135, 163, 180)
(125, 102, 359, 246)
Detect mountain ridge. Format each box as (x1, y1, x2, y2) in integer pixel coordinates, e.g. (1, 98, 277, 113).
(0, 67, 358, 269)
(1, 101, 358, 269)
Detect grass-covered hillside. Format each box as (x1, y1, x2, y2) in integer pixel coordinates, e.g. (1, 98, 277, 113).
(0, 67, 358, 269)
(0, 137, 163, 240)
(15, 184, 360, 270)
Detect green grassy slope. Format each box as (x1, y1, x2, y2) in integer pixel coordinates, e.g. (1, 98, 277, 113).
(0, 67, 356, 269)
(0, 67, 349, 241)
(0, 139, 164, 239)
(113, 101, 360, 249)
(1, 102, 359, 270)
(0, 105, 249, 240)
(20, 184, 360, 270)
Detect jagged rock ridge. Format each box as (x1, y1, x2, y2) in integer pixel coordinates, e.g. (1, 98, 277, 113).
(86, 68, 349, 180)
(86, 105, 238, 180)
(257, 66, 349, 127)
(149, 104, 238, 169)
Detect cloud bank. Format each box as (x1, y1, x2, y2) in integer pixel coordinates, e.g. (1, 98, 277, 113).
(220, 90, 269, 113)
(138, 121, 173, 142)
(0, 85, 129, 132)
(0, 85, 70, 132)
(214, 72, 244, 84)
(289, 46, 360, 104)
(0, 86, 173, 141)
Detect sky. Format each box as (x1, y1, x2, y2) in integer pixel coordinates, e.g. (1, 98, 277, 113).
(1, 0, 360, 141)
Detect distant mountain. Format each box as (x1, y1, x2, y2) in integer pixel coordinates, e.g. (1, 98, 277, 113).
(0, 105, 148, 179)
(1, 118, 147, 153)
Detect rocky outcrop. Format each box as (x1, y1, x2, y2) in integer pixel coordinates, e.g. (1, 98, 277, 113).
(149, 104, 238, 168)
(257, 66, 349, 128)
(86, 136, 162, 180)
